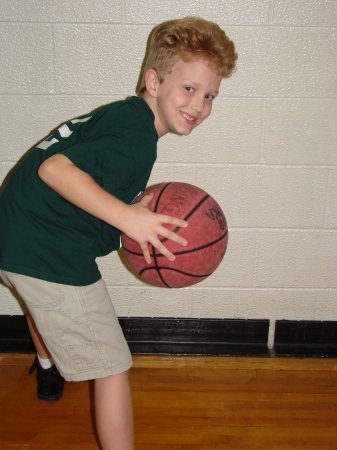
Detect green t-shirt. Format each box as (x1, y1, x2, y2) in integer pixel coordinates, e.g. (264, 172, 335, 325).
(0, 96, 158, 285)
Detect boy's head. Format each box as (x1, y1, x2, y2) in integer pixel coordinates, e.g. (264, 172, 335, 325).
(136, 16, 237, 96)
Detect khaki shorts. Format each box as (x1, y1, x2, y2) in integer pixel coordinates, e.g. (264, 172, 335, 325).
(0, 270, 132, 382)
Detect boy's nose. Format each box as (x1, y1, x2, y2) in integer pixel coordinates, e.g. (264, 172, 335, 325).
(191, 97, 204, 113)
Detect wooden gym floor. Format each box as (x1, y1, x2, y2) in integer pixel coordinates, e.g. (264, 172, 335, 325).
(0, 353, 336, 449)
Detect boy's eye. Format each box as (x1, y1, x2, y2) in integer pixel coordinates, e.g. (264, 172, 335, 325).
(185, 86, 194, 93)
(205, 94, 215, 101)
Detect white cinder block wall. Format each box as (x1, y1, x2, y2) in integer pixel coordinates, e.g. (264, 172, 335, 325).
(1, 1, 337, 345)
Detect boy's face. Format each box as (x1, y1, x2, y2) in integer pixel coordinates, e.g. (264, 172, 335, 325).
(152, 58, 222, 137)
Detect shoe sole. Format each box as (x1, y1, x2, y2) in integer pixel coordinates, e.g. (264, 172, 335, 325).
(37, 387, 64, 402)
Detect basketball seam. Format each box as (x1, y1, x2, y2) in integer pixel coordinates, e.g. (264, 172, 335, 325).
(139, 266, 212, 278)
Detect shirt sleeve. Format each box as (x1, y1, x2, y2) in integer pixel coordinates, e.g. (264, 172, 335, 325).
(60, 135, 135, 194)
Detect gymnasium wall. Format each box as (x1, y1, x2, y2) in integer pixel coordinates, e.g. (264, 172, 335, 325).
(1, 1, 336, 347)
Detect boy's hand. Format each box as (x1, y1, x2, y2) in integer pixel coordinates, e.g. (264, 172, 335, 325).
(122, 193, 188, 264)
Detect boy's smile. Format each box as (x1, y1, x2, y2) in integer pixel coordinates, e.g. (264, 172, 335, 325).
(146, 58, 222, 138)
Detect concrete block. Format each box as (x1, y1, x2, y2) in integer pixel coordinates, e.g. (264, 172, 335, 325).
(220, 27, 337, 98)
(1, 24, 54, 94)
(255, 230, 337, 288)
(263, 99, 337, 165)
(272, 0, 337, 26)
(315, 290, 337, 320)
(186, 229, 258, 288)
(196, 166, 328, 228)
(189, 288, 317, 320)
(0, 285, 25, 315)
(0, 0, 122, 23)
(325, 169, 337, 228)
(124, 0, 270, 25)
(148, 164, 195, 186)
(108, 286, 194, 317)
(54, 25, 151, 94)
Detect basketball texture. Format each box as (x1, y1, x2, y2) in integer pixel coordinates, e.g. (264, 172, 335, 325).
(121, 182, 228, 288)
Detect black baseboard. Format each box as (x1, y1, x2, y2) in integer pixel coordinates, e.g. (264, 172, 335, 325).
(119, 317, 269, 356)
(1, 315, 336, 358)
(274, 320, 337, 358)
(0, 315, 269, 356)
(0, 315, 35, 353)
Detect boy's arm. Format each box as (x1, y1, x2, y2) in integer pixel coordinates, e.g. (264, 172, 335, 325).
(38, 153, 187, 263)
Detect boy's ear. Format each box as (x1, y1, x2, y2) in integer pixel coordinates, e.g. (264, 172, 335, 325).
(144, 69, 160, 97)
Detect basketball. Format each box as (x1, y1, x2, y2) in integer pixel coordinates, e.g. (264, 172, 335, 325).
(121, 182, 228, 288)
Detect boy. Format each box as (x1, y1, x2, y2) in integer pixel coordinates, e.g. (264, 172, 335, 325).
(0, 16, 237, 450)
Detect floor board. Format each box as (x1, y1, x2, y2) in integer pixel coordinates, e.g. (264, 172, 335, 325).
(0, 354, 336, 449)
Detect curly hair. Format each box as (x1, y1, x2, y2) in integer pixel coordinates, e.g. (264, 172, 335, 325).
(136, 17, 238, 95)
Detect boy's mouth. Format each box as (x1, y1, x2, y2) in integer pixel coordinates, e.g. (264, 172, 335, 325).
(180, 110, 197, 124)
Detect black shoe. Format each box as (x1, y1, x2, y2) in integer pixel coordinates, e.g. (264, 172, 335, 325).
(29, 356, 65, 401)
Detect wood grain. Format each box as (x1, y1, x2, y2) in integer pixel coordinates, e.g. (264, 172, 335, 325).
(1, 354, 336, 449)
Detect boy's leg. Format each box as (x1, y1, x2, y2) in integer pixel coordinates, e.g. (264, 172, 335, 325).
(26, 309, 65, 401)
(95, 370, 134, 450)
(26, 309, 51, 359)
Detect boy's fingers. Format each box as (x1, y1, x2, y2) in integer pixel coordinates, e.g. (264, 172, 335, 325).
(162, 215, 188, 229)
(161, 228, 188, 247)
(139, 192, 153, 207)
(147, 225, 188, 262)
(140, 238, 175, 264)
(136, 197, 188, 229)
(129, 201, 189, 262)
(140, 243, 152, 264)
(152, 239, 176, 262)
(158, 216, 188, 246)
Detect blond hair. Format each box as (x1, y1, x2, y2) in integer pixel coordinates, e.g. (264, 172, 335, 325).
(136, 17, 237, 95)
